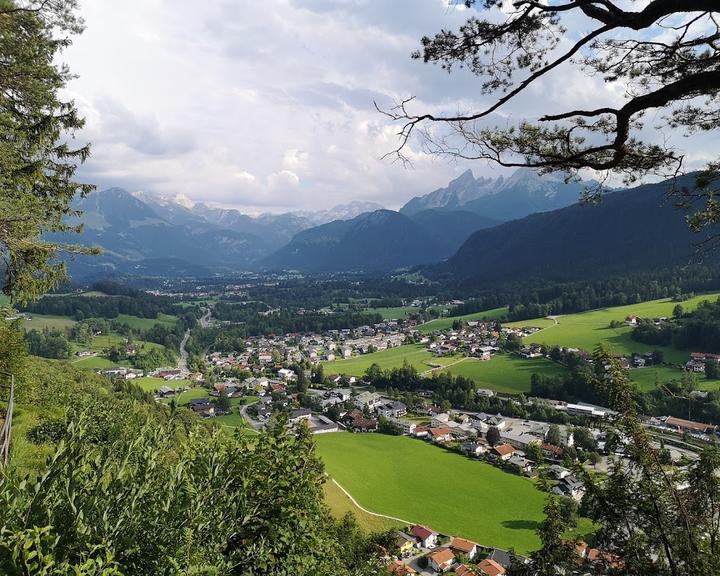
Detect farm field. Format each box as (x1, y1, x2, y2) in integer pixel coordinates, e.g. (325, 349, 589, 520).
(416, 307, 509, 334)
(22, 314, 76, 331)
(366, 306, 419, 320)
(323, 479, 403, 533)
(513, 293, 720, 363)
(134, 377, 191, 392)
(113, 313, 178, 330)
(443, 354, 567, 394)
(629, 366, 720, 392)
(323, 344, 457, 377)
(316, 433, 592, 554)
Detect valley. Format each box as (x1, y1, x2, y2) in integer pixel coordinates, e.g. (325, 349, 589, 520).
(3, 2, 718, 574)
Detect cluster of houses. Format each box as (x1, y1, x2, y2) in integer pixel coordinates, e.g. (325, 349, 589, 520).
(422, 322, 540, 361)
(387, 522, 620, 574)
(387, 524, 520, 575)
(685, 351, 720, 373)
(204, 322, 407, 373)
(100, 366, 144, 380)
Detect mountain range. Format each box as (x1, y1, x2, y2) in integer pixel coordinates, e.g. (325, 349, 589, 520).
(52, 168, 706, 282)
(400, 168, 594, 221)
(432, 175, 715, 286)
(262, 209, 498, 272)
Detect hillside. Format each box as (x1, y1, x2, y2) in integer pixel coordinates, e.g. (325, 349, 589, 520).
(263, 209, 497, 272)
(435, 175, 718, 286)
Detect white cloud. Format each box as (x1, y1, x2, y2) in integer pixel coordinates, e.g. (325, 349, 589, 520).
(268, 170, 301, 190)
(62, 0, 704, 212)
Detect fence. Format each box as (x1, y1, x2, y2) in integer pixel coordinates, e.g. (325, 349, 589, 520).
(0, 375, 15, 468)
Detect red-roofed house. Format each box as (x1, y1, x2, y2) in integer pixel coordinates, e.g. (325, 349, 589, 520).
(456, 566, 479, 576)
(478, 558, 506, 576)
(450, 537, 477, 559)
(429, 427, 451, 443)
(492, 444, 515, 460)
(387, 560, 417, 575)
(428, 548, 455, 573)
(411, 524, 438, 549)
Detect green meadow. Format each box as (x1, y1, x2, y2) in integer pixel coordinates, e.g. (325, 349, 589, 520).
(323, 344, 457, 377)
(416, 306, 509, 334)
(508, 293, 720, 363)
(443, 354, 567, 394)
(22, 314, 77, 331)
(113, 313, 179, 330)
(366, 306, 418, 320)
(134, 377, 191, 392)
(629, 365, 720, 392)
(316, 433, 592, 554)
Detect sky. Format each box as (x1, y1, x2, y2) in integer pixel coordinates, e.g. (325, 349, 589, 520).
(63, 0, 713, 214)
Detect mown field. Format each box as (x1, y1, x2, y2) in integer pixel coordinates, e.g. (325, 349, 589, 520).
(323, 344, 457, 377)
(316, 433, 591, 554)
(323, 479, 403, 533)
(366, 306, 418, 320)
(444, 354, 567, 394)
(508, 293, 720, 363)
(629, 365, 720, 392)
(114, 313, 178, 330)
(134, 376, 192, 392)
(22, 314, 77, 331)
(416, 307, 509, 334)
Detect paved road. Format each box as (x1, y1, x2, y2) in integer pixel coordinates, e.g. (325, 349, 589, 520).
(177, 329, 190, 374)
(199, 307, 212, 328)
(177, 307, 212, 374)
(240, 401, 263, 430)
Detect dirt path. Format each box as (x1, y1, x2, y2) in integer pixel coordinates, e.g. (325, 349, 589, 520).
(329, 478, 416, 525)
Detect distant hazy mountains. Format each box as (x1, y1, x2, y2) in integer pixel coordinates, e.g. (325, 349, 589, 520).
(54, 189, 388, 277)
(433, 175, 714, 286)
(401, 168, 593, 221)
(55, 168, 704, 281)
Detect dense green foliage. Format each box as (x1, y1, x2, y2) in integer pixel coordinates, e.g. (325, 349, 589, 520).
(204, 304, 381, 340)
(25, 328, 70, 359)
(0, 319, 386, 575)
(23, 292, 184, 321)
(633, 298, 720, 351)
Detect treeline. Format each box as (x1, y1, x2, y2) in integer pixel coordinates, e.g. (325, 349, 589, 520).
(447, 265, 720, 321)
(23, 292, 181, 320)
(212, 303, 382, 336)
(633, 297, 720, 351)
(363, 362, 592, 427)
(240, 277, 433, 310)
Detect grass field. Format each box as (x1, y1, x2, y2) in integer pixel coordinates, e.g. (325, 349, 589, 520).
(134, 377, 191, 392)
(22, 314, 77, 331)
(323, 479, 403, 533)
(316, 433, 591, 553)
(323, 344, 457, 377)
(629, 366, 720, 392)
(113, 313, 178, 330)
(511, 293, 720, 363)
(367, 306, 419, 320)
(443, 355, 567, 394)
(174, 388, 210, 405)
(416, 307, 509, 334)
(72, 356, 118, 370)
